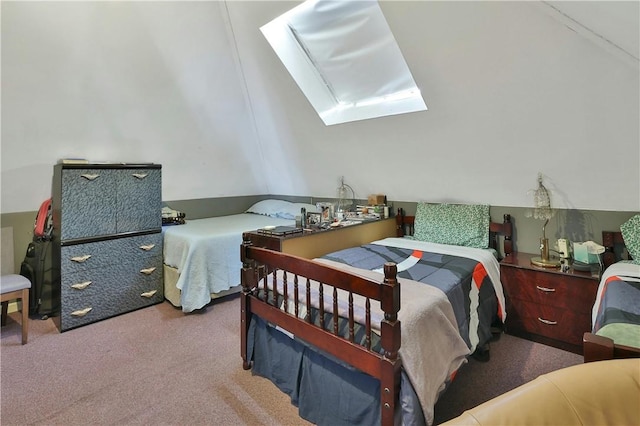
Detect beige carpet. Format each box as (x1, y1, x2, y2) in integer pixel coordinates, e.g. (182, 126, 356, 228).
(1, 294, 581, 425)
(1, 295, 311, 426)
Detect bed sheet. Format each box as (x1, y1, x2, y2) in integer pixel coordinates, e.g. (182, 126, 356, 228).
(248, 237, 505, 425)
(162, 213, 294, 312)
(592, 262, 640, 348)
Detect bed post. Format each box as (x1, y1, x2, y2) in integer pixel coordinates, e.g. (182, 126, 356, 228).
(380, 262, 401, 426)
(395, 208, 404, 237)
(240, 234, 256, 370)
(503, 214, 513, 257)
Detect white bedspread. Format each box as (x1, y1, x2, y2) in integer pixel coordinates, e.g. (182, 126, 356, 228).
(162, 214, 294, 312)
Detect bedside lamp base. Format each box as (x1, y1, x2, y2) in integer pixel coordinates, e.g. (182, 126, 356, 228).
(531, 256, 561, 268)
(531, 237, 561, 268)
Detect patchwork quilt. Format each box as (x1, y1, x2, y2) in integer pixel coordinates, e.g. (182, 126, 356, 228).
(592, 262, 640, 348)
(322, 237, 505, 352)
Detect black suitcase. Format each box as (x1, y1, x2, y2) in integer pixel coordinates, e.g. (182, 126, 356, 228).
(20, 238, 57, 319)
(19, 198, 58, 320)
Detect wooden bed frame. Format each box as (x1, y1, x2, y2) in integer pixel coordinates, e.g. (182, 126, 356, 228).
(583, 230, 640, 363)
(240, 212, 513, 425)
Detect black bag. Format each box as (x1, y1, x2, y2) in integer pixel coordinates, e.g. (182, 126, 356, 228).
(20, 239, 57, 319)
(19, 199, 57, 319)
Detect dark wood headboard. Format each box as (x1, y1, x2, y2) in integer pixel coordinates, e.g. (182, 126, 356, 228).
(602, 231, 631, 268)
(394, 208, 513, 258)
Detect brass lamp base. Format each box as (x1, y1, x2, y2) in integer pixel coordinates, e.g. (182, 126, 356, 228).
(531, 256, 561, 268)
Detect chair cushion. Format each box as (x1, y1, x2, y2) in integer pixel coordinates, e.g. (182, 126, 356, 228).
(0, 274, 31, 292)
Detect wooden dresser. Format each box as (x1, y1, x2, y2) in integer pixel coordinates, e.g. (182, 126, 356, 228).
(51, 164, 164, 332)
(243, 218, 397, 259)
(500, 252, 599, 354)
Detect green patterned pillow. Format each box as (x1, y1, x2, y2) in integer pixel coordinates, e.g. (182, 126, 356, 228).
(620, 214, 640, 263)
(413, 203, 490, 248)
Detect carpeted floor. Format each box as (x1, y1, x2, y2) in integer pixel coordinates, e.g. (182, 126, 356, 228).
(1, 294, 582, 425)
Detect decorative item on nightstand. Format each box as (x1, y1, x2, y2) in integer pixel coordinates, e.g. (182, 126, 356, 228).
(528, 173, 561, 268)
(334, 176, 355, 219)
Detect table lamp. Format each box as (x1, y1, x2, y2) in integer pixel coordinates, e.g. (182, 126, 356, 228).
(530, 173, 561, 268)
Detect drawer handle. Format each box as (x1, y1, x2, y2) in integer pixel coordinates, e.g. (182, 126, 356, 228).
(139, 244, 155, 251)
(537, 317, 558, 325)
(536, 285, 556, 293)
(132, 173, 148, 179)
(71, 307, 92, 317)
(80, 174, 100, 181)
(70, 255, 92, 263)
(140, 267, 156, 275)
(70, 281, 92, 290)
(141, 290, 158, 298)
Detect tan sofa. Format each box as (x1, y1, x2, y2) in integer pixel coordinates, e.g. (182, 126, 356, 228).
(441, 358, 640, 425)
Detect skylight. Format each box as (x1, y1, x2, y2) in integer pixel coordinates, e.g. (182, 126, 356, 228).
(261, 0, 427, 126)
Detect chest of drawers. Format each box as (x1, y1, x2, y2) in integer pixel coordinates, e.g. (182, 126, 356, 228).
(500, 252, 599, 354)
(52, 164, 163, 331)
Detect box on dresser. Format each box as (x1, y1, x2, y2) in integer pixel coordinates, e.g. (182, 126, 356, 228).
(51, 163, 164, 332)
(500, 252, 598, 354)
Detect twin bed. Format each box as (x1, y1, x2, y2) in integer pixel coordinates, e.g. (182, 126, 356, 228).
(162, 199, 315, 312)
(583, 218, 640, 363)
(240, 203, 513, 425)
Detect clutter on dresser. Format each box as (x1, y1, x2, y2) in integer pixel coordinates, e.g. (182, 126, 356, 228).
(162, 206, 186, 225)
(351, 193, 389, 220)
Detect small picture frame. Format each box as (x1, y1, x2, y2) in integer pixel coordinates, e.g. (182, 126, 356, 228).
(306, 212, 322, 226)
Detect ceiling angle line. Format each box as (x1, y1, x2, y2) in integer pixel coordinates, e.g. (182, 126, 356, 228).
(541, 1, 639, 63)
(218, 1, 269, 181)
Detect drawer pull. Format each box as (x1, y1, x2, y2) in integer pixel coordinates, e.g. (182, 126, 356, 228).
(141, 290, 158, 298)
(80, 174, 100, 181)
(70, 255, 92, 263)
(71, 307, 92, 317)
(132, 173, 148, 179)
(536, 285, 556, 293)
(139, 244, 155, 251)
(537, 317, 558, 325)
(70, 281, 92, 290)
(140, 267, 157, 275)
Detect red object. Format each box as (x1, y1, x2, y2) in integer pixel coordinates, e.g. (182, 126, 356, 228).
(34, 198, 52, 238)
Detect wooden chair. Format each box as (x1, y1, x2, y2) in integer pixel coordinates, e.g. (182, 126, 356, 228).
(1, 274, 31, 344)
(1, 226, 31, 344)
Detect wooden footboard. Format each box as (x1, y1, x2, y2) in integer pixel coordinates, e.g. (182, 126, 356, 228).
(583, 332, 640, 362)
(240, 241, 401, 426)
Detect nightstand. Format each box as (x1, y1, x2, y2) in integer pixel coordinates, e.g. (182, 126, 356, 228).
(500, 252, 599, 354)
(243, 218, 397, 259)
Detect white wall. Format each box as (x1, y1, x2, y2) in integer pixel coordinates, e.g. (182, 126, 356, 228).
(2, 1, 639, 214)
(1, 1, 267, 213)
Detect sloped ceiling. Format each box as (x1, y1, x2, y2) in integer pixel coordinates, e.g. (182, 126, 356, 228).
(1, 1, 638, 213)
(227, 1, 639, 211)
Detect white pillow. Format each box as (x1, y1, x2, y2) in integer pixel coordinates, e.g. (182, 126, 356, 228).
(246, 199, 317, 219)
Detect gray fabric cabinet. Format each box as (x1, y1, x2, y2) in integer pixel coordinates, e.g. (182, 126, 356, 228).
(52, 164, 163, 332)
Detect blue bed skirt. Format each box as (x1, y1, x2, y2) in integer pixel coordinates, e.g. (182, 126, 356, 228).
(247, 316, 426, 426)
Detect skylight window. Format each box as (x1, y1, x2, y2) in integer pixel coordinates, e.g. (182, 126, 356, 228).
(261, 0, 427, 126)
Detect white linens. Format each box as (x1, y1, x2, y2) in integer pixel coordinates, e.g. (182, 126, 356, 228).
(163, 214, 294, 312)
